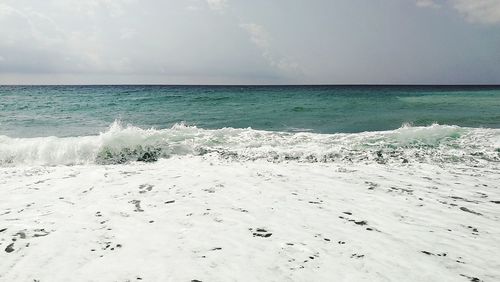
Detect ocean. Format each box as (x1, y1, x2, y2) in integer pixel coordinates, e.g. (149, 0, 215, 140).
(1, 85, 500, 137)
(1, 85, 499, 281)
(0, 85, 499, 166)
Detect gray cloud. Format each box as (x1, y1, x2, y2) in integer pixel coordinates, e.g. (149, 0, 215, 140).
(0, 1, 499, 84)
(0, 0, 274, 79)
(0, 1, 138, 74)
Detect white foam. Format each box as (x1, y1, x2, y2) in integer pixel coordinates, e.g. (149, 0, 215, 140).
(1, 155, 499, 281)
(0, 121, 498, 166)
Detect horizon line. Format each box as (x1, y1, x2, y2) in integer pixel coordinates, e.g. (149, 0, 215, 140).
(1, 83, 500, 87)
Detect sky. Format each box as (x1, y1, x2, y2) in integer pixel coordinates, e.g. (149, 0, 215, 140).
(0, 0, 499, 85)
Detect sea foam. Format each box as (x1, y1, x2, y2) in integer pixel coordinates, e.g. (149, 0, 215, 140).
(0, 121, 498, 166)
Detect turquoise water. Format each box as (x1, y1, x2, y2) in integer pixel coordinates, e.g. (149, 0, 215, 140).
(1, 85, 499, 137)
(0, 85, 499, 166)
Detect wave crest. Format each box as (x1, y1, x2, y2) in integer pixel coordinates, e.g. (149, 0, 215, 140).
(0, 121, 498, 166)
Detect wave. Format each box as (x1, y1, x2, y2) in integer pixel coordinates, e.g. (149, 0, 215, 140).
(0, 121, 499, 166)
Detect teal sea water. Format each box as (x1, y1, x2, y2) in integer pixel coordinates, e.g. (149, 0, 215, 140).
(0, 85, 499, 166)
(1, 85, 499, 137)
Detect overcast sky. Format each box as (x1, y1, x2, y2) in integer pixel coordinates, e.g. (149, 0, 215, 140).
(0, 0, 499, 84)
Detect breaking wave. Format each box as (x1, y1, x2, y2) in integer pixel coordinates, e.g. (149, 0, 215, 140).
(0, 121, 499, 166)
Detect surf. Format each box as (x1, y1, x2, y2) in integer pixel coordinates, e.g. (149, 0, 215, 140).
(0, 120, 498, 166)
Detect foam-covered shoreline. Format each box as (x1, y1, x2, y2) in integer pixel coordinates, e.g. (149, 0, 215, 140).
(1, 121, 499, 166)
(1, 122, 499, 281)
(1, 156, 499, 281)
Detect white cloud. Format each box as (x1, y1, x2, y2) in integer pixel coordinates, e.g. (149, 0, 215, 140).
(451, 0, 500, 24)
(206, 0, 228, 11)
(239, 23, 270, 49)
(0, 4, 64, 47)
(416, 0, 500, 24)
(240, 23, 299, 73)
(416, 0, 440, 8)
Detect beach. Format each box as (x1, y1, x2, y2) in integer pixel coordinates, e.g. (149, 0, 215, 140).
(1, 153, 499, 281)
(1, 85, 499, 281)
